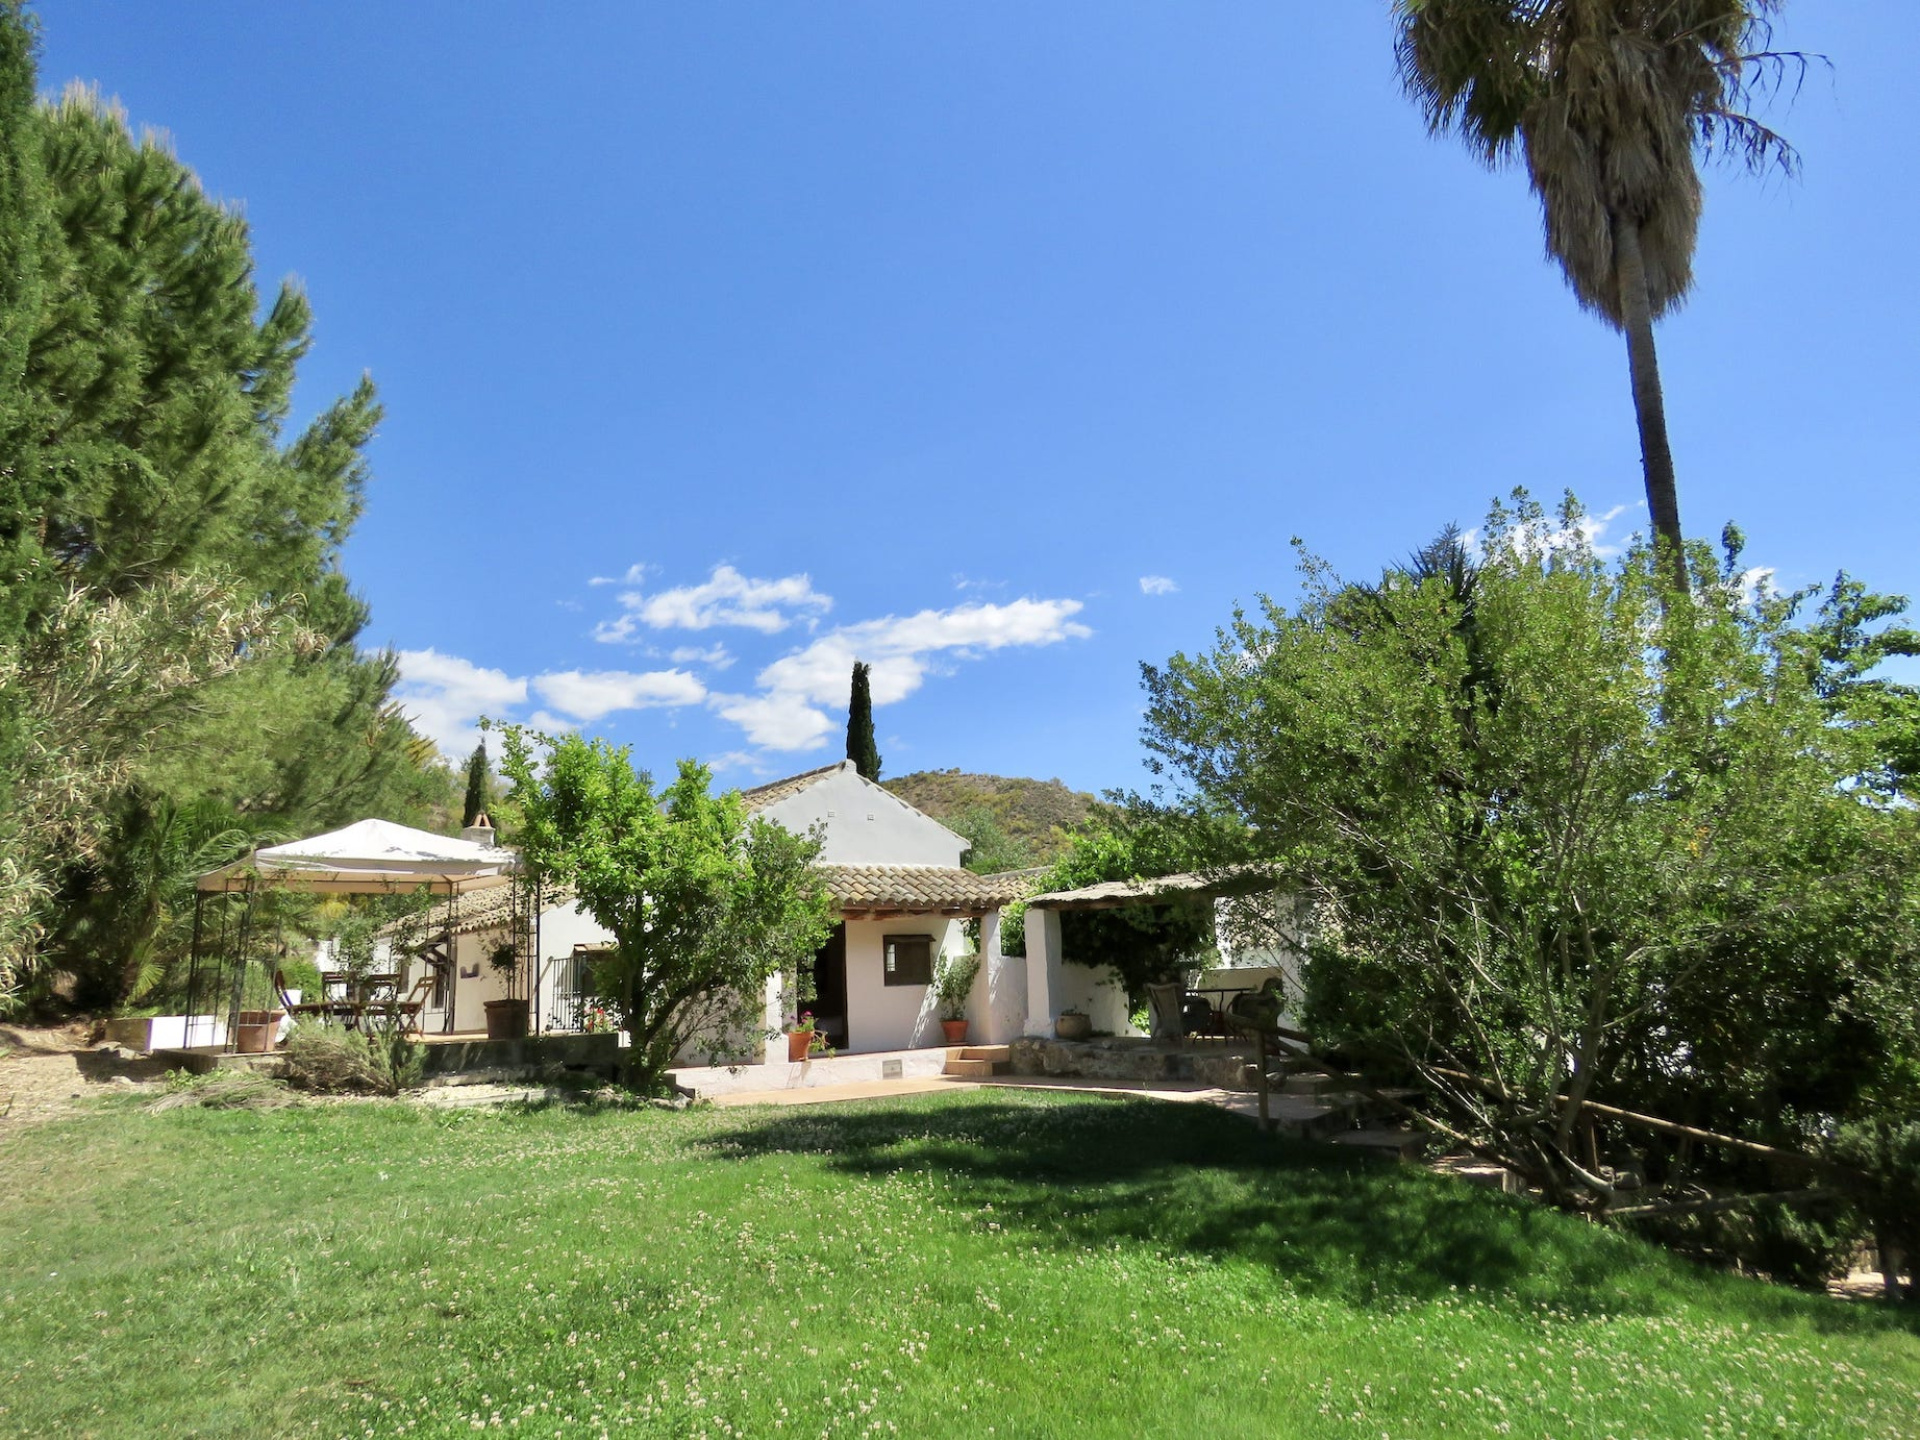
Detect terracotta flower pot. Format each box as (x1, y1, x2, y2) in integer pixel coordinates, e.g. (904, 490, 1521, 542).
(941, 1018, 969, 1044)
(484, 998, 530, 1040)
(1054, 1011, 1092, 1041)
(234, 1009, 284, 1054)
(786, 1028, 816, 1062)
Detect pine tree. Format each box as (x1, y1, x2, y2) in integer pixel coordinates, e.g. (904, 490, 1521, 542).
(0, 0, 55, 980)
(846, 661, 881, 781)
(462, 743, 490, 827)
(1, 67, 452, 1006)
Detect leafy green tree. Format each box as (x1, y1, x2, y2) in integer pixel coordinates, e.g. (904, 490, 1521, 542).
(1140, 495, 1920, 1214)
(0, 2, 50, 628)
(497, 726, 835, 1091)
(845, 660, 881, 780)
(948, 804, 1034, 876)
(1393, 0, 1802, 587)
(1793, 567, 1920, 793)
(461, 742, 491, 827)
(41, 795, 261, 1011)
(1000, 813, 1214, 1003)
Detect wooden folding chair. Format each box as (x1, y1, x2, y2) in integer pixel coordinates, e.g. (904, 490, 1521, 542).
(391, 975, 435, 1039)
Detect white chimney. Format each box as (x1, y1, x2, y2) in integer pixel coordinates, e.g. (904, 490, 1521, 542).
(461, 812, 496, 848)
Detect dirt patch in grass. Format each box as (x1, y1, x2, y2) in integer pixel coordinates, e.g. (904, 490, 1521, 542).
(0, 1025, 174, 1132)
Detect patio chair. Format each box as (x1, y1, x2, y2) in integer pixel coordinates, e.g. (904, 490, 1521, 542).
(384, 976, 436, 1039)
(1145, 981, 1186, 1042)
(1181, 992, 1217, 1038)
(1224, 977, 1287, 1036)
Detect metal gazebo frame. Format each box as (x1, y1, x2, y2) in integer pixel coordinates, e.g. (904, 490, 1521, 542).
(188, 819, 517, 1052)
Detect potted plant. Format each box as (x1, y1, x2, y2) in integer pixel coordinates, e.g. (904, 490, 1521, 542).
(483, 939, 530, 1040)
(234, 963, 286, 1054)
(786, 1010, 824, 1062)
(1054, 1007, 1092, 1041)
(932, 950, 981, 1044)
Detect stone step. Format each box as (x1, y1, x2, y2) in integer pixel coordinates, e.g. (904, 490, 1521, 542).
(1280, 1071, 1367, 1098)
(959, 1045, 1011, 1063)
(1278, 1096, 1365, 1140)
(943, 1057, 1009, 1078)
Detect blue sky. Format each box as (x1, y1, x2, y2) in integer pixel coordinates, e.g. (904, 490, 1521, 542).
(38, 2, 1919, 795)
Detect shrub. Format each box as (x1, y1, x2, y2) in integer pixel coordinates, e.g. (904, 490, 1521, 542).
(282, 1020, 422, 1096)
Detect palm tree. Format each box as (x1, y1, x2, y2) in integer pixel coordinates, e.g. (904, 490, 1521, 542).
(1394, 0, 1803, 589)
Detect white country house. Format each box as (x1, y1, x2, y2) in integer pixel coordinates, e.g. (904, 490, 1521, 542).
(373, 760, 1136, 1060)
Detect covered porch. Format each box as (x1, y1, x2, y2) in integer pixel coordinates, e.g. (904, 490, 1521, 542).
(784, 863, 1045, 1056)
(1019, 866, 1298, 1040)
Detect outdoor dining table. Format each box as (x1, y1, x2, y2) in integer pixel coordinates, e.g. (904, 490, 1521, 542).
(287, 973, 426, 1035)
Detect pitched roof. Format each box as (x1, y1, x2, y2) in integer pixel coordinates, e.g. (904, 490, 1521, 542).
(376, 866, 1039, 940)
(737, 761, 848, 812)
(1025, 865, 1274, 912)
(822, 865, 1047, 916)
(736, 759, 971, 851)
(376, 883, 575, 941)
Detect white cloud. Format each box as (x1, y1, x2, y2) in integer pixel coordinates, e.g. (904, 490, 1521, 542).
(669, 643, 735, 670)
(532, 668, 707, 723)
(717, 597, 1092, 752)
(1139, 575, 1179, 596)
(711, 692, 836, 751)
(1736, 565, 1777, 607)
(588, 562, 651, 587)
(394, 649, 528, 758)
(394, 649, 711, 758)
(596, 564, 832, 641)
(1578, 504, 1638, 559)
(708, 749, 772, 777)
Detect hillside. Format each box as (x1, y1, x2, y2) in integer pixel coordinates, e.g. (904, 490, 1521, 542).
(883, 769, 1103, 869)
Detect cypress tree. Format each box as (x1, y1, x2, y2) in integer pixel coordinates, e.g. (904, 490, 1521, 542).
(461, 742, 489, 827)
(845, 661, 881, 781)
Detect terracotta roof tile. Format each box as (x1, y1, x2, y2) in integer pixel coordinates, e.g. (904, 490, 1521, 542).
(376, 883, 573, 941)
(737, 762, 847, 812)
(821, 865, 1046, 914)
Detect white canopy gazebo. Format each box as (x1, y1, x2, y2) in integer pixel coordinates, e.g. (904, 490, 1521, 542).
(188, 819, 524, 1050)
(196, 818, 517, 896)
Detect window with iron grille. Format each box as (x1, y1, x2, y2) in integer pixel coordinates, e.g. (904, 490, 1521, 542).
(883, 935, 933, 986)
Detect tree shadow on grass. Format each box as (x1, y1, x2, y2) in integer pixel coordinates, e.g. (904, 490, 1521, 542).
(696, 1089, 1920, 1338)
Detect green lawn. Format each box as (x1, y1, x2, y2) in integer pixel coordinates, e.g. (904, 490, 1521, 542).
(3, 1088, 1917, 1439)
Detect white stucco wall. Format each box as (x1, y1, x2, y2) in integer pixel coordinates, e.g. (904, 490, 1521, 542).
(526, 901, 617, 1031)
(1021, 906, 1141, 1038)
(840, 915, 970, 1052)
(754, 763, 968, 867)
(973, 910, 1028, 1044)
(1207, 889, 1306, 1028)
(367, 899, 618, 1036)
